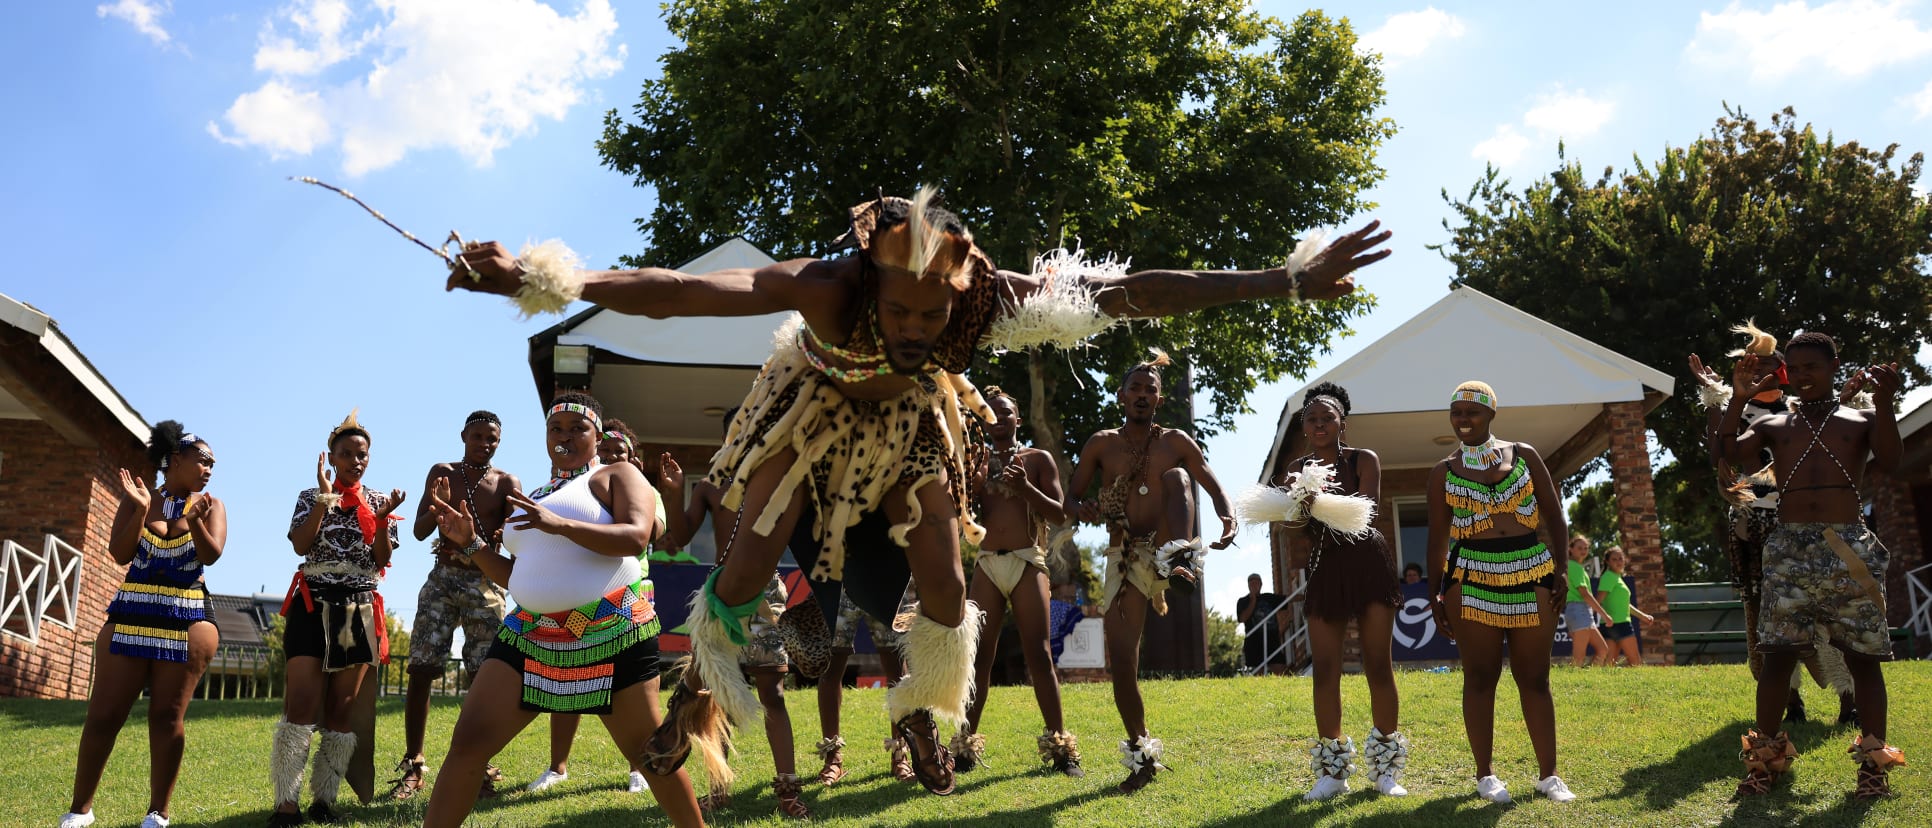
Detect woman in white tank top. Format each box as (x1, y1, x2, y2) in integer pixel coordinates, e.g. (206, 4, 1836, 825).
(420, 394, 705, 828)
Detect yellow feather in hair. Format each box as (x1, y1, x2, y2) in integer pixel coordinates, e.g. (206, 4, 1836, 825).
(1726, 319, 1779, 358)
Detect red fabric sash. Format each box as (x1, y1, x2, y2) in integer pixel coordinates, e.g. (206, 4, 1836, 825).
(334, 481, 378, 545)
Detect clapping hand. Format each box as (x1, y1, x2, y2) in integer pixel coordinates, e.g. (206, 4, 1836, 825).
(117, 468, 153, 513)
(316, 453, 335, 496)
(375, 489, 408, 520)
(428, 477, 477, 548)
(1730, 355, 1778, 400)
(1866, 362, 1903, 402)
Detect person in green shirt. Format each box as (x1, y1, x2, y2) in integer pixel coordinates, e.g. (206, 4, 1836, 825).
(1561, 536, 1613, 667)
(1595, 546, 1654, 666)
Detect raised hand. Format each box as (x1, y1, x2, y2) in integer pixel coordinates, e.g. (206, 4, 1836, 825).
(1296, 221, 1393, 301)
(1729, 355, 1777, 400)
(503, 489, 567, 535)
(659, 453, 683, 486)
(1867, 362, 1903, 401)
(375, 489, 408, 520)
(316, 452, 334, 493)
(445, 241, 525, 296)
(431, 488, 478, 548)
(1687, 354, 1724, 388)
(999, 460, 1028, 488)
(185, 493, 215, 522)
(117, 468, 153, 512)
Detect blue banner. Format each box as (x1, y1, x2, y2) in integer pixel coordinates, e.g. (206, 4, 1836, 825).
(1389, 580, 1578, 661)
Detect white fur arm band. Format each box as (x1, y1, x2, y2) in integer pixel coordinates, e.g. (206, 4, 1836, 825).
(312, 492, 342, 512)
(982, 247, 1125, 352)
(509, 239, 584, 319)
(1284, 231, 1328, 304)
(1696, 382, 1733, 410)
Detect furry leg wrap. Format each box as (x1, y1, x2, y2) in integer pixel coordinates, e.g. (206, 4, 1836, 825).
(950, 729, 988, 769)
(1037, 731, 1082, 769)
(309, 729, 356, 806)
(1814, 641, 1856, 696)
(688, 577, 763, 728)
(270, 719, 315, 808)
(1310, 735, 1357, 780)
(1153, 539, 1202, 580)
(885, 605, 983, 727)
(1363, 728, 1409, 781)
(1119, 736, 1165, 773)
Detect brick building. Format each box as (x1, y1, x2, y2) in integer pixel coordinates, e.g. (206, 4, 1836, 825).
(1258, 286, 1679, 665)
(0, 292, 151, 699)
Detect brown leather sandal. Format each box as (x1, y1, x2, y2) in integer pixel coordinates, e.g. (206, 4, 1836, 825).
(384, 756, 427, 801)
(815, 736, 847, 786)
(894, 710, 956, 795)
(1850, 734, 1905, 799)
(774, 773, 811, 819)
(887, 737, 915, 782)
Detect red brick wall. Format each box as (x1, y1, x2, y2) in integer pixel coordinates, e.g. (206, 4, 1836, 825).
(1606, 400, 1674, 664)
(1867, 466, 1925, 628)
(0, 419, 135, 699)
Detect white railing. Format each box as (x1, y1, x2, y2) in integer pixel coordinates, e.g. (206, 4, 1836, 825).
(0, 534, 83, 644)
(1906, 562, 1932, 651)
(1241, 576, 1309, 676)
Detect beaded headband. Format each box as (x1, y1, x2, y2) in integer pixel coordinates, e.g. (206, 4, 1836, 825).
(1302, 394, 1345, 416)
(160, 432, 208, 469)
(548, 402, 602, 432)
(464, 413, 499, 427)
(1450, 390, 1496, 410)
(601, 429, 633, 456)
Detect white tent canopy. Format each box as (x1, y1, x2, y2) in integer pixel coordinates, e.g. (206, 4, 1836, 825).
(1263, 286, 1676, 476)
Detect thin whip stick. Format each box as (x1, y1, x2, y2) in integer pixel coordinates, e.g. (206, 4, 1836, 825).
(290, 176, 478, 278)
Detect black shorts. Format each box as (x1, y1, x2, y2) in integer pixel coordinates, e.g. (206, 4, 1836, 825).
(283, 584, 380, 671)
(1604, 621, 1635, 641)
(797, 509, 914, 635)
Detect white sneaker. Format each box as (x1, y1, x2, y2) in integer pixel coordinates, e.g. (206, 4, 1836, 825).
(1476, 774, 1511, 803)
(1535, 775, 1576, 802)
(527, 769, 569, 792)
(627, 771, 650, 793)
(58, 813, 96, 828)
(1376, 773, 1408, 796)
(1304, 775, 1349, 802)
(139, 813, 170, 828)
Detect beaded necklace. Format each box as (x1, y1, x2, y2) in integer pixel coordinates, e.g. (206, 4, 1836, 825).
(1459, 436, 1503, 471)
(159, 492, 191, 521)
(529, 461, 594, 500)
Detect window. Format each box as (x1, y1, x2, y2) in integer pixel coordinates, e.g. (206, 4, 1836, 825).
(1390, 498, 1430, 576)
(0, 535, 84, 643)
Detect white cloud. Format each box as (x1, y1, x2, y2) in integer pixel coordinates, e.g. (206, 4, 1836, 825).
(1910, 78, 1932, 119)
(1358, 7, 1467, 68)
(1522, 87, 1616, 138)
(211, 0, 626, 175)
(1470, 86, 1615, 168)
(1471, 124, 1530, 167)
(97, 0, 172, 45)
(1688, 0, 1932, 83)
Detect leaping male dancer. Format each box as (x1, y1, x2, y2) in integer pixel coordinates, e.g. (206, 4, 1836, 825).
(442, 191, 1389, 796)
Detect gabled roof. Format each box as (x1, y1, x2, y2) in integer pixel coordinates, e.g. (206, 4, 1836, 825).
(0, 291, 147, 446)
(1262, 286, 1676, 476)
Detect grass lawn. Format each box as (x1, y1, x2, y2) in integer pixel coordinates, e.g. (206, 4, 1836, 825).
(7, 661, 1927, 827)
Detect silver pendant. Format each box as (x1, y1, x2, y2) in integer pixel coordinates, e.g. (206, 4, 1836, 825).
(1138, 484, 1149, 496)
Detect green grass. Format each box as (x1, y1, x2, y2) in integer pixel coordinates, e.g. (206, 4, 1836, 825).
(7, 662, 1928, 827)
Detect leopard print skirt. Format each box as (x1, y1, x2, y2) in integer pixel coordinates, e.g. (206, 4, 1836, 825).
(707, 318, 991, 582)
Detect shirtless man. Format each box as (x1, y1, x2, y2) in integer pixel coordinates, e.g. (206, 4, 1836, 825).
(953, 387, 1080, 777)
(1715, 332, 1903, 798)
(445, 191, 1388, 795)
(388, 411, 521, 800)
(1068, 353, 1237, 793)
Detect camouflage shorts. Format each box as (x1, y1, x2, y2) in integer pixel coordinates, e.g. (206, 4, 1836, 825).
(742, 576, 790, 670)
(409, 562, 510, 674)
(831, 588, 907, 651)
(1758, 523, 1892, 660)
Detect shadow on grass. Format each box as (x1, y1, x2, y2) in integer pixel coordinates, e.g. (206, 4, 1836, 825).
(1203, 788, 1508, 828)
(1597, 715, 1886, 827)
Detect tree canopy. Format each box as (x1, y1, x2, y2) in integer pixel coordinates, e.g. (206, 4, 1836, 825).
(1444, 106, 1932, 578)
(597, 0, 1393, 472)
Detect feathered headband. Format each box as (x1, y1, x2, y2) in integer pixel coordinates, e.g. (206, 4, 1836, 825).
(328, 408, 369, 447)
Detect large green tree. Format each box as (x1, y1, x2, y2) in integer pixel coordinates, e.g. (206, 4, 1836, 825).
(1443, 106, 1932, 579)
(597, 0, 1392, 477)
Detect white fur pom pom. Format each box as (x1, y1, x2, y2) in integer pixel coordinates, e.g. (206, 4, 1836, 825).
(982, 247, 1125, 352)
(1309, 492, 1377, 537)
(1848, 390, 1876, 412)
(510, 239, 585, 319)
(1234, 484, 1297, 526)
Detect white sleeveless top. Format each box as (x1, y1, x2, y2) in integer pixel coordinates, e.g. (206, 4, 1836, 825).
(502, 472, 642, 614)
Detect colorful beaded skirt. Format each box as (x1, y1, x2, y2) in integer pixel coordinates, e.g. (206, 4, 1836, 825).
(1443, 534, 1557, 629)
(106, 530, 209, 662)
(496, 578, 659, 713)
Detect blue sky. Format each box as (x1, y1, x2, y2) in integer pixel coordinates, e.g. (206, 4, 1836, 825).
(5, 1, 1929, 627)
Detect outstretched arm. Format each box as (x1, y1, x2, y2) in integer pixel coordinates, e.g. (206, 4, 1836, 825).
(1177, 434, 1237, 549)
(1003, 221, 1390, 319)
(447, 242, 825, 319)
